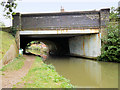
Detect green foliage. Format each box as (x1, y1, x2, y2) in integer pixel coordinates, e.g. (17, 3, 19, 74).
(98, 22, 120, 62)
(1, 56, 25, 71)
(1, 0, 17, 18)
(14, 57, 74, 88)
(109, 7, 119, 22)
(47, 64, 55, 70)
(98, 7, 120, 62)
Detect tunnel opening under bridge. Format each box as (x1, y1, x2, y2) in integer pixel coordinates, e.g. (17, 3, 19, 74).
(20, 35, 71, 56)
(19, 32, 101, 59)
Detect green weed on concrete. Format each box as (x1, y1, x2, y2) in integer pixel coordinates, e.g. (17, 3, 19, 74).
(1, 56, 25, 71)
(14, 57, 74, 88)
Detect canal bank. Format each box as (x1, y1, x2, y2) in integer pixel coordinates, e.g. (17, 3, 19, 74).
(13, 56, 73, 88)
(26, 49, 118, 88)
(0, 31, 18, 67)
(1, 55, 74, 88)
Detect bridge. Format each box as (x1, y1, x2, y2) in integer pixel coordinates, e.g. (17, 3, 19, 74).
(13, 8, 110, 58)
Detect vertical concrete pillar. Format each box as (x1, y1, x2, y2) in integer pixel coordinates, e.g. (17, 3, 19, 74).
(13, 13, 21, 49)
(15, 31, 20, 50)
(13, 13, 21, 30)
(100, 8, 110, 37)
(69, 34, 101, 58)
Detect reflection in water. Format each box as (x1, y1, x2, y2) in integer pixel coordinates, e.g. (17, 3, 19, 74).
(26, 49, 118, 88)
(46, 57, 118, 88)
(26, 49, 48, 60)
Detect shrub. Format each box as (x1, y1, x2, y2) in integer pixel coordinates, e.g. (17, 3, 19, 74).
(98, 22, 120, 62)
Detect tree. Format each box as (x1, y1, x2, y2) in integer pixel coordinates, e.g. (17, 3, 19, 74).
(109, 7, 119, 22)
(1, 0, 17, 18)
(1, 0, 18, 36)
(98, 7, 120, 62)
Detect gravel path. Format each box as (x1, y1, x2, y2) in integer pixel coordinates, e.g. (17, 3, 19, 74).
(2, 55, 35, 88)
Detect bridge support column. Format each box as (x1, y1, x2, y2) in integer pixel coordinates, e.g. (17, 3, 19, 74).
(69, 34, 101, 59)
(13, 13, 21, 50)
(15, 31, 20, 50)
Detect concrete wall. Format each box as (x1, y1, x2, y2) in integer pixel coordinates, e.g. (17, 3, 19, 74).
(69, 33, 101, 58)
(15, 31, 20, 49)
(1, 43, 18, 65)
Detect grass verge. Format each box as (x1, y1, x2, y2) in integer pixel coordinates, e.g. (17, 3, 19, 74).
(0, 56, 25, 71)
(0, 31, 16, 60)
(13, 56, 74, 88)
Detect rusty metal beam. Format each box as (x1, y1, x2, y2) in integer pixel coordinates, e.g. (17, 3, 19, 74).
(20, 29, 99, 35)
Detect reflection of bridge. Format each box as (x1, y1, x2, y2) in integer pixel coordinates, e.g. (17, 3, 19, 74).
(13, 8, 110, 58)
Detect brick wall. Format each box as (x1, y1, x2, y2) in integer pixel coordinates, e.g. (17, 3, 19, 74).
(20, 12, 100, 30)
(12, 9, 110, 30)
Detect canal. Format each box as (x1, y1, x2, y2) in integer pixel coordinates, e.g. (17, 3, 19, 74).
(26, 49, 118, 88)
(45, 56, 118, 88)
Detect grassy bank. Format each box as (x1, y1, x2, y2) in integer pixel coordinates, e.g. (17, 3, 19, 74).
(0, 31, 16, 60)
(1, 56, 25, 72)
(14, 57, 74, 88)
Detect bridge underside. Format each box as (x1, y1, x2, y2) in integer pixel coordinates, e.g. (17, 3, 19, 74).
(20, 29, 101, 58)
(20, 34, 71, 56)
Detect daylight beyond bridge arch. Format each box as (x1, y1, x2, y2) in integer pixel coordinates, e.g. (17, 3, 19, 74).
(20, 35, 70, 56)
(16, 8, 109, 58)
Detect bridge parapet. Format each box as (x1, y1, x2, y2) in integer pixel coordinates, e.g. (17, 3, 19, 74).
(13, 8, 110, 33)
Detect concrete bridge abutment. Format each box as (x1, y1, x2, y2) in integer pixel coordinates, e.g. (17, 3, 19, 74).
(69, 33, 101, 58)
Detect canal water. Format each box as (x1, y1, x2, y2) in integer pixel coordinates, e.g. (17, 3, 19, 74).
(45, 56, 118, 88)
(27, 49, 118, 88)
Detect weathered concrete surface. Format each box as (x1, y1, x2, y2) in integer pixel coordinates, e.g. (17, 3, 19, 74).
(20, 29, 99, 35)
(69, 33, 101, 58)
(1, 44, 18, 65)
(0, 43, 18, 89)
(15, 31, 20, 49)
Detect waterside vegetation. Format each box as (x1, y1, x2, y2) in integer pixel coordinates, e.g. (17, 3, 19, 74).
(13, 57, 74, 88)
(1, 56, 25, 71)
(98, 7, 120, 62)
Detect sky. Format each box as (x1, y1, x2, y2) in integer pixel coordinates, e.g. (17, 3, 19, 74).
(0, 0, 120, 26)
